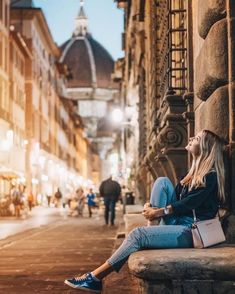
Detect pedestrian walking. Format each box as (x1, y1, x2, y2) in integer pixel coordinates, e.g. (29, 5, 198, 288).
(76, 188, 86, 217)
(86, 188, 96, 218)
(65, 192, 73, 209)
(65, 129, 226, 293)
(54, 188, 62, 208)
(28, 190, 34, 211)
(46, 194, 52, 207)
(99, 176, 121, 226)
(11, 185, 22, 217)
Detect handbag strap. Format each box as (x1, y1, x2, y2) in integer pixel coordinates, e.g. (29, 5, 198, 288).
(192, 209, 197, 222)
(193, 207, 221, 223)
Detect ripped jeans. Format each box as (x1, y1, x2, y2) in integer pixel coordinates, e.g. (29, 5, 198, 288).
(107, 177, 193, 272)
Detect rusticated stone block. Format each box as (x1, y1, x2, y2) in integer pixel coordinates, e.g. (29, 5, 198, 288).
(128, 247, 235, 293)
(140, 280, 235, 294)
(129, 247, 235, 281)
(226, 215, 235, 243)
(195, 19, 228, 101)
(198, 0, 226, 39)
(228, 18, 235, 80)
(195, 84, 229, 142)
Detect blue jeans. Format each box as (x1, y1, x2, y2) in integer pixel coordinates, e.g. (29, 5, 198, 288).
(104, 198, 116, 225)
(107, 177, 193, 272)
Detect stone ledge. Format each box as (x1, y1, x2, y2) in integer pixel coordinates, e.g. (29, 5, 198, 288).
(126, 204, 144, 214)
(124, 213, 146, 234)
(128, 245, 235, 281)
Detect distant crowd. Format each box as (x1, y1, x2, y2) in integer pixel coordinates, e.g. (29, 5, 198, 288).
(0, 176, 134, 225)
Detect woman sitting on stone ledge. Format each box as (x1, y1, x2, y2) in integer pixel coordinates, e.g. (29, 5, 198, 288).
(64, 129, 226, 293)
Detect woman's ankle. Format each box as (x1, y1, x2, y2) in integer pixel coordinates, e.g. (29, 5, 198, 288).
(90, 272, 100, 281)
(91, 261, 114, 280)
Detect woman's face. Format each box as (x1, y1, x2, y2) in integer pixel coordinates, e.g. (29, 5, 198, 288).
(185, 131, 203, 157)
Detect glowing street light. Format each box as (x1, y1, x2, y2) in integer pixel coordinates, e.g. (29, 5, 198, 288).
(111, 108, 124, 124)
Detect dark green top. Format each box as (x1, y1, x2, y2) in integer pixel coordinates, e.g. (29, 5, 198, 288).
(172, 171, 219, 221)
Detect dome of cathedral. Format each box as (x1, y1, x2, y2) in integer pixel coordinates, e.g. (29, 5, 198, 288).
(61, 35, 115, 89)
(60, 3, 116, 89)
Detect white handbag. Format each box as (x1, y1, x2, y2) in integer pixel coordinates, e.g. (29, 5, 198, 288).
(191, 209, 226, 248)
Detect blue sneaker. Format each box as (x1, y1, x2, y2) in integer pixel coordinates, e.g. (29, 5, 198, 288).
(64, 272, 102, 293)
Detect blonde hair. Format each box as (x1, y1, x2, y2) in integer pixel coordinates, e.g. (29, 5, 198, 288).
(181, 130, 226, 202)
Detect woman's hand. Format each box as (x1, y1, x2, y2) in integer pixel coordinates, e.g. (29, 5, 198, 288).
(143, 202, 151, 210)
(142, 207, 163, 220)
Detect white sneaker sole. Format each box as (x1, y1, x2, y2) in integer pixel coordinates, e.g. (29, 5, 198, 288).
(64, 280, 101, 293)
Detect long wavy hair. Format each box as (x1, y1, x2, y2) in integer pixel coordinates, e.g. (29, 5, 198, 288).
(180, 130, 225, 202)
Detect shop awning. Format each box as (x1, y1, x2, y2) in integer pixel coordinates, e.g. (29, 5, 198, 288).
(0, 167, 22, 180)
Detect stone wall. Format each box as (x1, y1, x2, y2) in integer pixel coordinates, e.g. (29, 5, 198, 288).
(129, 247, 235, 294)
(193, 0, 235, 241)
(121, 1, 235, 229)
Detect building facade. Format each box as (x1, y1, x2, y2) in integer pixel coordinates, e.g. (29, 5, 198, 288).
(9, 29, 32, 185)
(0, 0, 14, 196)
(118, 0, 235, 240)
(0, 0, 96, 210)
(10, 1, 94, 199)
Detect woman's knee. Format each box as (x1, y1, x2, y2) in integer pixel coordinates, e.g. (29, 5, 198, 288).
(152, 177, 173, 191)
(153, 177, 170, 185)
(151, 177, 174, 205)
(127, 227, 143, 241)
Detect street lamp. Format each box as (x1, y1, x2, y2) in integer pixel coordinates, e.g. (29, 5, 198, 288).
(111, 106, 136, 125)
(111, 108, 124, 124)
(110, 107, 136, 181)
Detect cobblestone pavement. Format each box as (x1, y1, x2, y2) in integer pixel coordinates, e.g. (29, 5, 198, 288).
(0, 209, 140, 294)
(103, 237, 140, 294)
(0, 207, 62, 240)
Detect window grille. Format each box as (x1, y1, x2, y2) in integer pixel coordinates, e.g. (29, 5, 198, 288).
(155, 0, 187, 99)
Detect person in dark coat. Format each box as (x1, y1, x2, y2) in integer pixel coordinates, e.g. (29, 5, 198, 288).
(99, 176, 121, 226)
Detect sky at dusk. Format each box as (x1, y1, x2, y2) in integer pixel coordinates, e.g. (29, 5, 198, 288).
(34, 0, 124, 60)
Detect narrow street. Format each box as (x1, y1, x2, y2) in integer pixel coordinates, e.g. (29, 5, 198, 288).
(0, 207, 139, 294)
(1, 0, 234, 293)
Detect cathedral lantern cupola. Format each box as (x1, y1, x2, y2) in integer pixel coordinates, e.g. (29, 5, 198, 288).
(74, 0, 88, 36)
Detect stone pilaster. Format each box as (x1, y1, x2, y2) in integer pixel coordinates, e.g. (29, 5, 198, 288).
(195, 0, 235, 241)
(147, 95, 188, 186)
